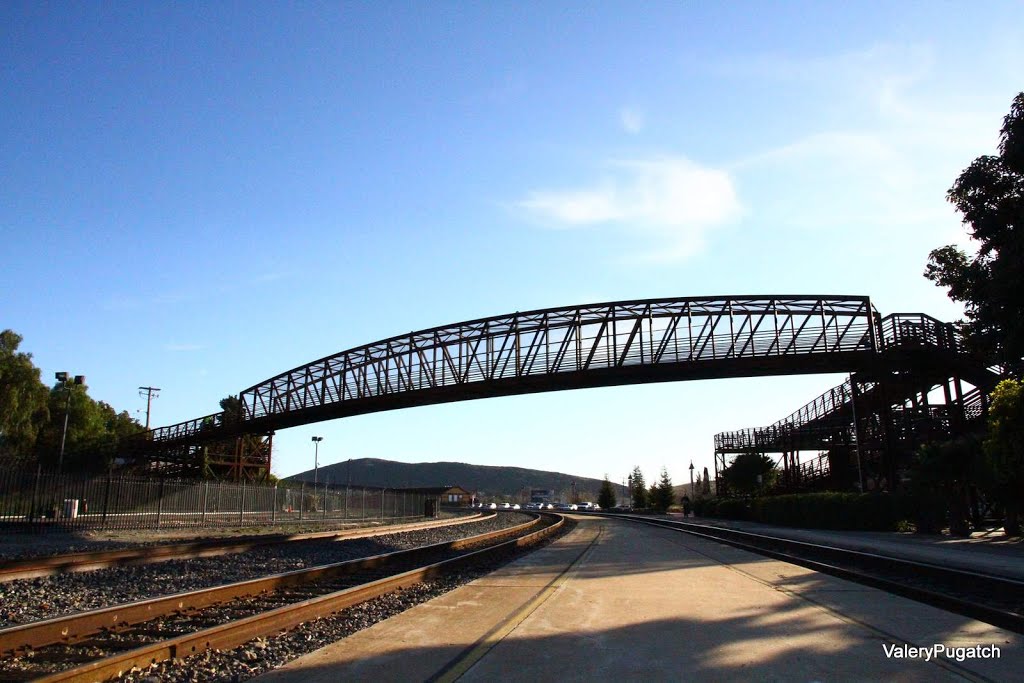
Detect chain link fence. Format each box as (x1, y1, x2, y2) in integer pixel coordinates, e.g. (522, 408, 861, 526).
(0, 468, 428, 532)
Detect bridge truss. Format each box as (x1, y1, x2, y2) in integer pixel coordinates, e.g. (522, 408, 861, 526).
(135, 295, 995, 484)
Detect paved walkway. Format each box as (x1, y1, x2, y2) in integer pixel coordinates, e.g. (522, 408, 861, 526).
(257, 515, 1020, 682)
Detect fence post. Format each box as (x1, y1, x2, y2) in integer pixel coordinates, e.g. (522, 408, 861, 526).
(299, 481, 304, 520)
(102, 472, 111, 526)
(239, 479, 246, 524)
(30, 466, 41, 527)
(156, 477, 165, 528)
(380, 488, 385, 521)
(201, 480, 209, 525)
(362, 488, 366, 521)
(272, 484, 278, 524)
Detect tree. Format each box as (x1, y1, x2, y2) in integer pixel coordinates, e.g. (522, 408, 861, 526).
(0, 330, 50, 463)
(597, 475, 616, 509)
(703, 466, 712, 495)
(722, 452, 776, 496)
(925, 92, 1024, 375)
(650, 466, 675, 513)
(629, 466, 648, 508)
(911, 436, 981, 536)
(983, 378, 1024, 536)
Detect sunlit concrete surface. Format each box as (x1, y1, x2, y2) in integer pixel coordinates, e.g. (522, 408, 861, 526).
(257, 516, 1021, 682)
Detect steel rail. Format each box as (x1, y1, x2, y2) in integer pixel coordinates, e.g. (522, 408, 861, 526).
(597, 513, 1024, 634)
(23, 513, 563, 683)
(0, 513, 487, 583)
(0, 513, 546, 657)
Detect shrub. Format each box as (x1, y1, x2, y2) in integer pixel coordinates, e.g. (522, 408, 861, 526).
(699, 492, 926, 531)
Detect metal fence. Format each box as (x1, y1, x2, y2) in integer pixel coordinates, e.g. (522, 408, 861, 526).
(0, 469, 428, 533)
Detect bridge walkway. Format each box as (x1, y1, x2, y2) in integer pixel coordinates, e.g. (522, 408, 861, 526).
(256, 515, 1020, 682)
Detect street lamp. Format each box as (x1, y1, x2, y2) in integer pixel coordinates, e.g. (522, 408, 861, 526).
(55, 372, 85, 473)
(311, 436, 324, 485)
(689, 461, 695, 518)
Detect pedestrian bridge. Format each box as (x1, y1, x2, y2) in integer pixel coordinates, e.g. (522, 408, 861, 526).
(146, 295, 974, 448)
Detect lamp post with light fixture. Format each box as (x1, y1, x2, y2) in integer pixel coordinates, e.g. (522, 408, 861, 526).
(55, 372, 85, 473)
(311, 436, 323, 485)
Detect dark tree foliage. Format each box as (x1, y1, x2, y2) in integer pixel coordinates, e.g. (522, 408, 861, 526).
(0, 330, 144, 470)
(925, 92, 1024, 375)
(649, 466, 675, 513)
(984, 378, 1024, 536)
(722, 452, 776, 496)
(220, 395, 244, 423)
(629, 465, 647, 508)
(597, 475, 616, 509)
(702, 466, 712, 495)
(0, 330, 50, 462)
(911, 436, 981, 536)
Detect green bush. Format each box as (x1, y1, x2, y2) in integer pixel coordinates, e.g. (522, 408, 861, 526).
(713, 497, 752, 521)
(700, 492, 927, 531)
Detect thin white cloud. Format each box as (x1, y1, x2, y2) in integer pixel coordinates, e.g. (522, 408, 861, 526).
(719, 39, 1016, 251)
(164, 343, 203, 352)
(620, 107, 645, 134)
(517, 157, 742, 262)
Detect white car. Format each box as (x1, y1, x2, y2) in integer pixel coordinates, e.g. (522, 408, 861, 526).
(512, 503, 521, 510)
(487, 502, 497, 509)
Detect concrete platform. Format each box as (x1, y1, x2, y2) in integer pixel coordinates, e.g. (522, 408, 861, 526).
(257, 515, 1021, 682)
(679, 515, 1024, 581)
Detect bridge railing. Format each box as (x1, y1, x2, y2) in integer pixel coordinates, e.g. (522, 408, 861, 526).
(148, 411, 226, 444)
(239, 296, 877, 425)
(879, 313, 960, 352)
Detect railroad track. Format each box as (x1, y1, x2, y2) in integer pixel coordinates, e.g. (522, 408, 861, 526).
(600, 513, 1024, 634)
(0, 512, 563, 682)
(0, 513, 488, 583)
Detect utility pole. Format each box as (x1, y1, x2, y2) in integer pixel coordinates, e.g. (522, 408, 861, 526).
(138, 386, 160, 429)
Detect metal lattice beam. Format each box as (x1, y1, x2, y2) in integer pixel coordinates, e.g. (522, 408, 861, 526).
(148, 295, 881, 446)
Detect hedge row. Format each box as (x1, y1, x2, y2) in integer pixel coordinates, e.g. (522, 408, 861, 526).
(692, 492, 944, 531)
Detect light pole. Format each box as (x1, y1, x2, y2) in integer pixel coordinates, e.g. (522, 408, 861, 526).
(311, 436, 323, 485)
(55, 372, 85, 473)
(689, 461, 695, 517)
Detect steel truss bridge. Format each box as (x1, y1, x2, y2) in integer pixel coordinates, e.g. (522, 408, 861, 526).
(136, 295, 999, 485)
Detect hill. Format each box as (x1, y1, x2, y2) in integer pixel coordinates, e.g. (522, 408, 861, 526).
(285, 458, 614, 502)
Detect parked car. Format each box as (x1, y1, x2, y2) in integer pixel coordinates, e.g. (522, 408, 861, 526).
(500, 502, 512, 509)
(487, 502, 497, 509)
(512, 503, 521, 510)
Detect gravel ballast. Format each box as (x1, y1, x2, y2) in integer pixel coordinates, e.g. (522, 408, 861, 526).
(0, 513, 528, 628)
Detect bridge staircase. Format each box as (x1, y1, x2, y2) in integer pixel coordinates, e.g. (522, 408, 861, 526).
(714, 313, 1001, 495)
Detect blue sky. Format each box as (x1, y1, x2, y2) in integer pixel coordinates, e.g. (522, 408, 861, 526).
(3, 3, 1022, 487)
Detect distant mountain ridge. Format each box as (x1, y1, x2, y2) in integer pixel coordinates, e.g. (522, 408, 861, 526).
(285, 458, 613, 501)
